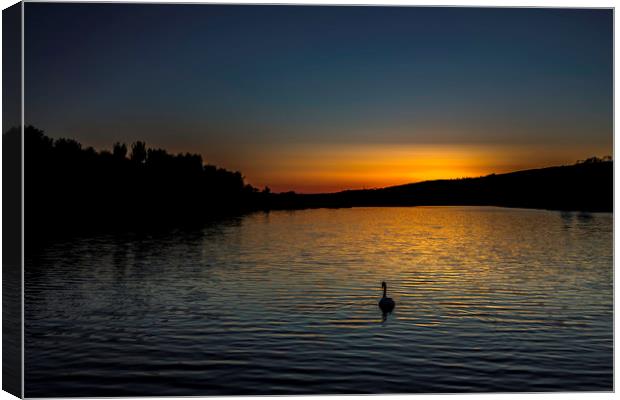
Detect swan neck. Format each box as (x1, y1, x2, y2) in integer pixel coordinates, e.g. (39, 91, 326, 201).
(383, 286, 387, 298)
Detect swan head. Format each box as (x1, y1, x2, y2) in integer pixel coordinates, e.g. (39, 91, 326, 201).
(381, 281, 387, 289)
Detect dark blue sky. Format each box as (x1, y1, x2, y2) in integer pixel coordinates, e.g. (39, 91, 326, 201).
(25, 4, 613, 192)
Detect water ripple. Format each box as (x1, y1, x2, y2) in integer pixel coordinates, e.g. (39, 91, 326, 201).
(25, 207, 612, 396)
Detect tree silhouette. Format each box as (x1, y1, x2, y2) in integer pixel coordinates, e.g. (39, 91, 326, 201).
(14, 124, 612, 240)
(20, 126, 269, 237)
(130, 141, 147, 164)
(113, 142, 127, 159)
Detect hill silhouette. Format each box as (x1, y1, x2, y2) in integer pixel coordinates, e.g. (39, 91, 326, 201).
(10, 126, 612, 239)
(279, 159, 612, 212)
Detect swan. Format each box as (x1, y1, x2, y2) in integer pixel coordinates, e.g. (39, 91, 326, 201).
(378, 281, 395, 313)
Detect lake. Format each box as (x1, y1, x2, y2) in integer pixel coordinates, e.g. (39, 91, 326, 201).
(25, 206, 613, 396)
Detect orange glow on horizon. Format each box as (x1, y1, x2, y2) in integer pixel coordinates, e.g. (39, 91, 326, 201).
(239, 142, 609, 194)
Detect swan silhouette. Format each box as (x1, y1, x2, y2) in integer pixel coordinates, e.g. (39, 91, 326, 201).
(378, 281, 395, 313)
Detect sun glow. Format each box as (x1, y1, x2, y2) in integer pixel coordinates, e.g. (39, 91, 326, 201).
(242, 142, 603, 194)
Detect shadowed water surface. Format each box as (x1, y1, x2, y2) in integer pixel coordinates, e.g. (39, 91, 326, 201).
(25, 207, 612, 396)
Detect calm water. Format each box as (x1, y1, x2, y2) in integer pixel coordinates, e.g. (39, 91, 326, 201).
(25, 207, 613, 396)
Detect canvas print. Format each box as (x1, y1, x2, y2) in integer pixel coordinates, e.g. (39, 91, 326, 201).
(5, 2, 614, 397)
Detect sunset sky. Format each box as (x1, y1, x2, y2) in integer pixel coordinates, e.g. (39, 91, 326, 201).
(25, 4, 612, 193)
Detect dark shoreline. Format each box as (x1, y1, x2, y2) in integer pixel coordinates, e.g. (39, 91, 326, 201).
(15, 126, 612, 244)
(256, 161, 613, 215)
(26, 159, 612, 244)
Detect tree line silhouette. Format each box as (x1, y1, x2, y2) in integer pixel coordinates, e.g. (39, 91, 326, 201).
(9, 125, 612, 239)
(20, 126, 274, 235)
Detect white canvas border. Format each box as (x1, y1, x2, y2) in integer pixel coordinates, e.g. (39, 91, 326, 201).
(0, 1, 615, 400)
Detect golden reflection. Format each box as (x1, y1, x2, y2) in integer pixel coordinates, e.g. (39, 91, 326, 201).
(244, 206, 611, 330)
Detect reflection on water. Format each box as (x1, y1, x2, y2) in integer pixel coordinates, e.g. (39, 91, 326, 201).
(25, 207, 613, 396)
